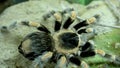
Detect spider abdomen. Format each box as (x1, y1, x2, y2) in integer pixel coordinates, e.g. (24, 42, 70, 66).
(18, 32, 54, 60)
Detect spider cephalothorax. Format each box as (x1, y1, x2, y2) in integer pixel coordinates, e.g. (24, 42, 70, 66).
(59, 32, 79, 49)
(18, 8, 120, 68)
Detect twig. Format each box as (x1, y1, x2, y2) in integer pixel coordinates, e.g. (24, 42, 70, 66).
(95, 23, 120, 29)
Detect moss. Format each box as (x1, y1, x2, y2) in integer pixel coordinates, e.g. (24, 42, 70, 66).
(94, 29, 120, 54)
(66, 0, 93, 5)
(89, 29, 120, 68)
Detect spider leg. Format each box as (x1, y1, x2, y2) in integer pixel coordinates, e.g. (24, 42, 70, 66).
(69, 55, 81, 66)
(95, 49, 120, 65)
(73, 14, 99, 31)
(21, 21, 51, 33)
(48, 8, 76, 31)
(42, 8, 77, 32)
(72, 40, 97, 68)
(77, 40, 96, 58)
(62, 8, 76, 29)
(43, 10, 55, 20)
(43, 10, 62, 32)
(55, 56, 67, 68)
(77, 27, 94, 34)
(0, 26, 9, 33)
(79, 27, 98, 42)
(68, 55, 89, 68)
(32, 52, 53, 68)
(0, 21, 18, 33)
(81, 61, 90, 68)
(53, 12, 62, 31)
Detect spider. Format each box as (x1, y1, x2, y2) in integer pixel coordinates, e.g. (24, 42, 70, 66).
(17, 8, 120, 68)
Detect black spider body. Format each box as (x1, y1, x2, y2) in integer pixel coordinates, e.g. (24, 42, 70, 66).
(18, 32, 54, 60)
(18, 8, 120, 68)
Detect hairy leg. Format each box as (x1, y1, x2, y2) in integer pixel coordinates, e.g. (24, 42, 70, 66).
(95, 49, 120, 65)
(32, 52, 53, 68)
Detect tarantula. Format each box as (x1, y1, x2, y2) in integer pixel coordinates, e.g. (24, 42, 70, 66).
(17, 8, 120, 68)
